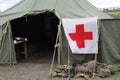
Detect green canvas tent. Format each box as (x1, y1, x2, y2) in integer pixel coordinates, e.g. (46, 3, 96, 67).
(0, 0, 120, 71)
(0, 0, 111, 25)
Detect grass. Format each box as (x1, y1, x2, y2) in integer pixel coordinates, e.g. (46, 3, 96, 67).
(0, 65, 17, 71)
(105, 10, 120, 18)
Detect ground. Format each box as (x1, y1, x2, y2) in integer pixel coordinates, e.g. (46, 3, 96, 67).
(0, 54, 120, 80)
(0, 54, 52, 80)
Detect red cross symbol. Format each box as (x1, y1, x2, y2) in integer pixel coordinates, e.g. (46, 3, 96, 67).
(68, 24, 93, 48)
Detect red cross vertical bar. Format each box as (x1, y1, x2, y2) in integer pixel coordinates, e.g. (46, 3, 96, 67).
(68, 24, 93, 48)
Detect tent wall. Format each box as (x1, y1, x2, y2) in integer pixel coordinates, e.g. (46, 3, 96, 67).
(60, 19, 120, 71)
(99, 19, 120, 71)
(0, 22, 17, 65)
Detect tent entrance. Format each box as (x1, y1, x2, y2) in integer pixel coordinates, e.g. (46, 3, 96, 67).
(10, 11, 59, 62)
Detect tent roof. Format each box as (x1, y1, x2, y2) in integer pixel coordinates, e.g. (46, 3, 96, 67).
(0, 0, 112, 25)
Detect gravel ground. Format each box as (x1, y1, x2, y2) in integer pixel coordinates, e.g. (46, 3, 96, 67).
(0, 52, 55, 80)
(1, 55, 120, 80)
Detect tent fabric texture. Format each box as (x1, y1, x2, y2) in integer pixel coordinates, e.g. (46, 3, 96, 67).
(0, 0, 112, 25)
(0, 0, 120, 71)
(0, 21, 16, 65)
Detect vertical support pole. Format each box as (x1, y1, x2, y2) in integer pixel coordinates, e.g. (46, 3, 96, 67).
(24, 39, 27, 59)
(58, 44, 60, 65)
(93, 17, 100, 77)
(67, 45, 70, 80)
(93, 53, 97, 77)
(58, 24, 61, 65)
(50, 25, 61, 76)
(67, 45, 70, 69)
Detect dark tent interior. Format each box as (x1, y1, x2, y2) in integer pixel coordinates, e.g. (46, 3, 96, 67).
(10, 11, 59, 62)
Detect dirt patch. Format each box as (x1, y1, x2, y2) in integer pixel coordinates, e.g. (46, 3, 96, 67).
(0, 53, 56, 80)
